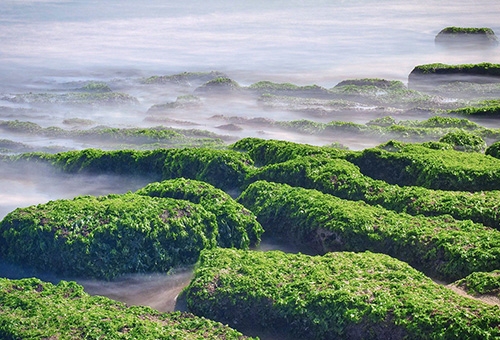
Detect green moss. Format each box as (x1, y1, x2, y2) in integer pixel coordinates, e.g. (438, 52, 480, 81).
(0, 277, 253, 339)
(350, 141, 500, 191)
(141, 71, 227, 85)
(438, 27, 496, 35)
(449, 105, 500, 116)
(136, 178, 263, 248)
(230, 137, 347, 166)
(455, 271, 500, 297)
(186, 248, 500, 339)
(79, 81, 112, 93)
(238, 180, 500, 281)
(438, 130, 487, 152)
(245, 155, 500, 230)
(411, 63, 500, 76)
(0, 193, 219, 279)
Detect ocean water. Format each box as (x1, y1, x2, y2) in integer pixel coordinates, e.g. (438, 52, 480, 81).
(1, 1, 499, 330)
(1, 0, 499, 88)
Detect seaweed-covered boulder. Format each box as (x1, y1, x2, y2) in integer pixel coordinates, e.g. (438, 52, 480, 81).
(245, 155, 500, 230)
(408, 63, 500, 91)
(454, 270, 500, 299)
(24, 147, 252, 190)
(136, 178, 263, 248)
(142, 71, 228, 86)
(0, 193, 219, 279)
(230, 137, 347, 166)
(248, 81, 331, 98)
(0, 277, 253, 339)
(194, 77, 242, 95)
(435, 27, 499, 48)
(349, 140, 500, 191)
(161, 148, 253, 190)
(238, 180, 500, 281)
(486, 141, 500, 159)
(147, 95, 203, 114)
(186, 248, 500, 340)
(438, 130, 487, 152)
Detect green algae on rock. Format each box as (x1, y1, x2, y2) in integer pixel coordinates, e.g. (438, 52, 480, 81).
(435, 27, 499, 47)
(136, 178, 263, 248)
(438, 130, 487, 152)
(0, 193, 219, 279)
(237, 180, 500, 281)
(186, 248, 500, 340)
(409, 63, 500, 93)
(349, 140, 500, 191)
(244, 154, 500, 231)
(0, 277, 253, 339)
(454, 271, 500, 299)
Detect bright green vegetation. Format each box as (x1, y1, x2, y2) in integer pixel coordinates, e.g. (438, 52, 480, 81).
(435, 27, 498, 45)
(18, 146, 252, 190)
(0, 193, 221, 279)
(455, 271, 500, 298)
(350, 140, 500, 191)
(409, 63, 500, 92)
(245, 154, 500, 230)
(186, 248, 500, 339)
(411, 62, 500, 76)
(438, 130, 486, 152)
(449, 105, 500, 116)
(238, 180, 500, 281)
(230, 137, 347, 166)
(136, 178, 263, 248)
(0, 277, 253, 339)
(438, 27, 496, 35)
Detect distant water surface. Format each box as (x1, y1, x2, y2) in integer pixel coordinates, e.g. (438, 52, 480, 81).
(1, 0, 499, 88)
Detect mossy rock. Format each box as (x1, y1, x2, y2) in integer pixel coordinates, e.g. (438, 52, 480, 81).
(238, 180, 500, 281)
(448, 105, 500, 117)
(245, 155, 500, 230)
(248, 81, 331, 98)
(186, 248, 500, 340)
(230, 137, 348, 166)
(4, 92, 139, 106)
(454, 270, 500, 298)
(0, 193, 219, 279)
(408, 63, 500, 92)
(438, 130, 487, 152)
(194, 77, 242, 95)
(349, 141, 500, 191)
(435, 27, 499, 47)
(142, 71, 228, 86)
(77, 81, 113, 93)
(486, 141, 500, 158)
(136, 178, 263, 248)
(147, 95, 202, 113)
(0, 277, 253, 339)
